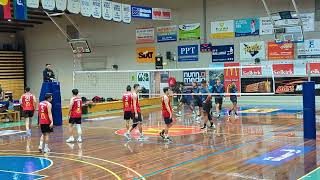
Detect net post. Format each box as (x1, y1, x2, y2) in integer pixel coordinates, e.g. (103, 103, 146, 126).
(307, 61, 311, 82)
(303, 81, 316, 139)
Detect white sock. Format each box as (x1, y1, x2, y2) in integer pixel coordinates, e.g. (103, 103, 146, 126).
(76, 124, 82, 136)
(25, 117, 30, 131)
(39, 141, 43, 148)
(45, 144, 48, 149)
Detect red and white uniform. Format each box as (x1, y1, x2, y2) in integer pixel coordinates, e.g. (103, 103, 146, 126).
(21, 93, 35, 111)
(132, 94, 141, 113)
(162, 95, 172, 118)
(122, 92, 132, 112)
(39, 101, 50, 124)
(70, 96, 82, 118)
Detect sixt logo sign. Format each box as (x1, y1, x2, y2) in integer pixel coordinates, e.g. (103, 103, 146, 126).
(138, 51, 153, 58)
(178, 45, 199, 62)
(131, 6, 152, 19)
(183, 71, 206, 84)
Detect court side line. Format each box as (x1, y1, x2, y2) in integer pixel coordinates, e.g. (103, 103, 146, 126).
(297, 166, 320, 180)
(0, 152, 121, 180)
(0, 150, 145, 180)
(135, 124, 301, 179)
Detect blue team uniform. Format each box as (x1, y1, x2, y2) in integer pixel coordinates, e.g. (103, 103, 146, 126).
(229, 86, 237, 103)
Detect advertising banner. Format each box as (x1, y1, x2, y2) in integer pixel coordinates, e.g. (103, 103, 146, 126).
(241, 78, 273, 94)
(137, 72, 150, 90)
(152, 8, 171, 20)
(235, 17, 260, 37)
(183, 71, 206, 85)
(240, 41, 266, 60)
(210, 20, 235, 38)
(212, 45, 234, 62)
(136, 47, 156, 63)
(267, 42, 294, 60)
(224, 62, 240, 96)
(179, 23, 201, 40)
(297, 39, 320, 59)
(178, 45, 199, 62)
(112, 2, 122, 22)
(136, 27, 155, 44)
(102, 0, 112, 20)
(131, 5, 152, 19)
(156, 25, 177, 42)
(122, 4, 131, 23)
(272, 63, 294, 76)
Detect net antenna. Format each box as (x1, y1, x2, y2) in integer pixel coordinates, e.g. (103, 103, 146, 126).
(261, 0, 304, 44)
(43, 11, 91, 57)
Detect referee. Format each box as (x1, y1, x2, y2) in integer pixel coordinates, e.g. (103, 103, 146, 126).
(43, 64, 56, 82)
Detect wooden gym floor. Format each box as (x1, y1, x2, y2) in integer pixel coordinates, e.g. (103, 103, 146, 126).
(0, 106, 318, 180)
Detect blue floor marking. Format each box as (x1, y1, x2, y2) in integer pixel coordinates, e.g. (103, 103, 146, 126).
(134, 124, 301, 179)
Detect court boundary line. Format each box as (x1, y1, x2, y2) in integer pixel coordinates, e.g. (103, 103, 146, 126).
(297, 166, 320, 180)
(0, 169, 47, 179)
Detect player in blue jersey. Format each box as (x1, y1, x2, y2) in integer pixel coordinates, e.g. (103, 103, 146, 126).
(212, 78, 225, 118)
(200, 80, 215, 130)
(228, 81, 239, 118)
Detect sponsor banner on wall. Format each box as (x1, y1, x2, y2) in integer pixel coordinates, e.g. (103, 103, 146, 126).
(131, 5, 152, 19)
(224, 62, 240, 96)
(259, 17, 273, 35)
(235, 17, 260, 37)
(27, 0, 39, 8)
(297, 39, 320, 59)
(55, 0, 66, 11)
(122, 4, 131, 23)
(267, 42, 294, 60)
(272, 63, 294, 76)
(67, 0, 80, 14)
(306, 63, 320, 75)
(210, 20, 235, 38)
(112, 2, 122, 22)
(137, 72, 150, 90)
(179, 23, 201, 41)
(14, 0, 28, 20)
(92, 0, 102, 18)
(183, 71, 206, 85)
(240, 41, 266, 60)
(136, 27, 155, 44)
(241, 78, 273, 94)
(178, 45, 199, 62)
(152, 8, 171, 20)
(136, 47, 156, 63)
(102, 0, 112, 20)
(242, 66, 263, 77)
(80, 0, 92, 17)
(156, 25, 177, 42)
(212, 45, 234, 62)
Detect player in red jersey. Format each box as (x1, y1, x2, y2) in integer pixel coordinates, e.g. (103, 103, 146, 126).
(124, 84, 145, 141)
(66, 89, 83, 143)
(122, 85, 132, 131)
(20, 87, 36, 136)
(38, 93, 53, 153)
(160, 87, 173, 141)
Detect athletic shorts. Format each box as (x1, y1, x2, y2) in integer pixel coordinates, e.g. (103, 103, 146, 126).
(124, 111, 132, 120)
(194, 100, 203, 107)
(132, 112, 142, 124)
(40, 124, 53, 134)
(69, 117, 82, 124)
(164, 117, 173, 125)
(230, 96, 237, 103)
(23, 110, 34, 118)
(215, 97, 223, 105)
(203, 101, 212, 114)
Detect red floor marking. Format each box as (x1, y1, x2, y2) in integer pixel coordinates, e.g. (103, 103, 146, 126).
(115, 125, 202, 138)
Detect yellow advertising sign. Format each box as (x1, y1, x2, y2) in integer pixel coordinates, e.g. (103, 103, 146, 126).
(136, 47, 156, 63)
(0, 0, 8, 5)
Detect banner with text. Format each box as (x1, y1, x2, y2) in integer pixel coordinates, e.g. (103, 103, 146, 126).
(235, 17, 259, 37)
(241, 78, 273, 94)
(178, 45, 199, 62)
(275, 77, 320, 95)
(267, 42, 294, 60)
(240, 41, 266, 60)
(297, 39, 320, 59)
(183, 71, 206, 85)
(179, 23, 201, 41)
(137, 72, 150, 90)
(156, 25, 177, 42)
(210, 20, 235, 38)
(152, 8, 171, 20)
(212, 45, 234, 62)
(272, 63, 294, 77)
(136, 27, 155, 44)
(136, 47, 156, 63)
(224, 62, 240, 96)
(131, 5, 152, 19)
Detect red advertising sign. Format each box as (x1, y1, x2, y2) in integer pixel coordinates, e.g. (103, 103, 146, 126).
(242, 66, 262, 76)
(272, 64, 294, 76)
(224, 62, 240, 96)
(267, 42, 294, 60)
(306, 63, 320, 75)
(152, 8, 171, 20)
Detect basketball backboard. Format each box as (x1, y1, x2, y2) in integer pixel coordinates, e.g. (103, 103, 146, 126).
(69, 39, 91, 54)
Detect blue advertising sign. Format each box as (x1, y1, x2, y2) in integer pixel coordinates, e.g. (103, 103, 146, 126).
(246, 146, 314, 166)
(157, 25, 177, 42)
(235, 17, 260, 37)
(131, 6, 152, 19)
(178, 45, 199, 62)
(212, 45, 234, 62)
